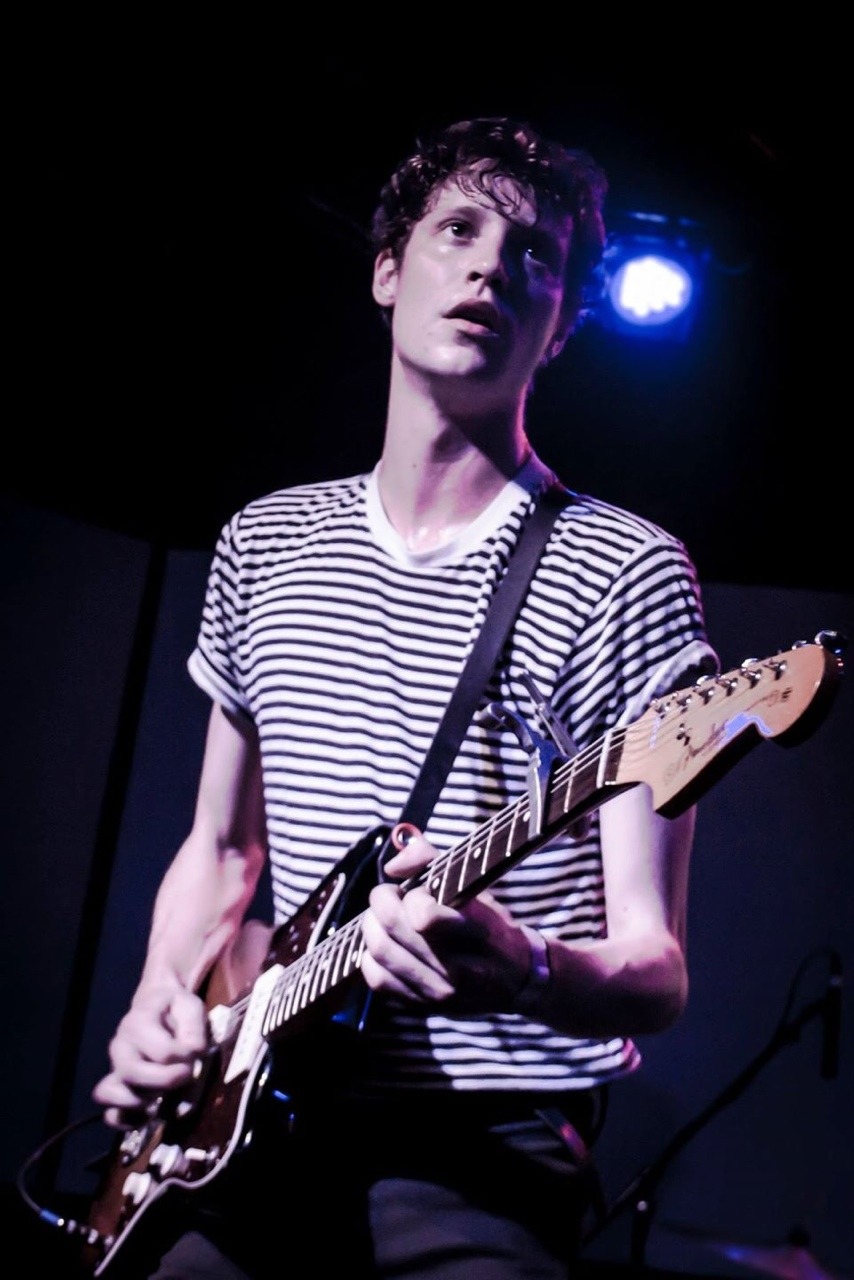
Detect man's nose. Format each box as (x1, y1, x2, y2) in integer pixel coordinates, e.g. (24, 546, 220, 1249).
(467, 237, 513, 290)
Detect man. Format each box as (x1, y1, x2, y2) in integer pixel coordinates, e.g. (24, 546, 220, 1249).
(92, 117, 719, 1278)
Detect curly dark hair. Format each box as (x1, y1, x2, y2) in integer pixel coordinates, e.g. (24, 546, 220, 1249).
(370, 116, 609, 331)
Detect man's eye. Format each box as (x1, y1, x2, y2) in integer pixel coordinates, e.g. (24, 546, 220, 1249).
(525, 242, 559, 269)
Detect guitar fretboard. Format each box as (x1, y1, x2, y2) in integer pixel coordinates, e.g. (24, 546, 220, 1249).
(257, 726, 624, 1041)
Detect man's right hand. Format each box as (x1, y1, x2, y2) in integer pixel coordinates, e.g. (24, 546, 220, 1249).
(92, 984, 210, 1129)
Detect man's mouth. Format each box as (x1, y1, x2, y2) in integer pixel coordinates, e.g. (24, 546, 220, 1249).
(445, 300, 503, 335)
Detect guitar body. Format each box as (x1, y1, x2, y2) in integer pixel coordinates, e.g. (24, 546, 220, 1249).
(80, 826, 391, 1276)
(58, 634, 844, 1275)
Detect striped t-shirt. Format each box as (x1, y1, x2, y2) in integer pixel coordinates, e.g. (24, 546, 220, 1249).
(188, 454, 718, 1093)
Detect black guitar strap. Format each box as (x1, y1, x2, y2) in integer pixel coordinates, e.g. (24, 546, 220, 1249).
(250, 480, 573, 932)
(327, 479, 573, 1033)
(390, 479, 573, 842)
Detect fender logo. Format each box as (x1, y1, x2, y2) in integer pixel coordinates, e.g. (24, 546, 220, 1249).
(662, 686, 791, 783)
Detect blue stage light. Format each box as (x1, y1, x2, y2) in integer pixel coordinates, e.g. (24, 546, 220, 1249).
(595, 212, 710, 342)
(609, 254, 693, 326)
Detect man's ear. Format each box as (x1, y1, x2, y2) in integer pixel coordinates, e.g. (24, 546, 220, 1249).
(372, 249, 399, 307)
(540, 321, 571, 368)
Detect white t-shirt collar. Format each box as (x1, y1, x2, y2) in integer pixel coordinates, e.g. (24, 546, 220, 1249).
(365, 453, 558, 566)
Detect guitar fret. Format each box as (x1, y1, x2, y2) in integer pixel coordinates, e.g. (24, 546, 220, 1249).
(328, 925, 348, 986)
(281, 973, 300, 1021)
(505, 800, 525, 857)
(434, 847, 455, 904)
(263, 972, 290, 1035)
(308, 949, 329, 1002)
(548, 747, 601, 826)
(347, 930, 364, 973)
(459, 824, 493, 894)
(456, 834, 475, 896)
(293, 961, 313, 1014)
(462, 836, 487, 895)
(595, 733, 612, 789)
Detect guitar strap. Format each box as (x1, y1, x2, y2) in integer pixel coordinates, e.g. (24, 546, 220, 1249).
(326, 478, 573, 1035)
(387, 478, 573, 849)
(252, 481, 573, 935)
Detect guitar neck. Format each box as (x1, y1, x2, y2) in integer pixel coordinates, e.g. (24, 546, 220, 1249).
(259, 732, 622, 1044)
(73, 637, 843, 1279)
(257, 638, 843, 1045)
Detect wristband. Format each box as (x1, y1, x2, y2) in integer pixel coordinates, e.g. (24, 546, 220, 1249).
(513, 925, 551, 1014)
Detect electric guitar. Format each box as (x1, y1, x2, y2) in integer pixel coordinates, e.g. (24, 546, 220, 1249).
(59, 634, 845, 1274)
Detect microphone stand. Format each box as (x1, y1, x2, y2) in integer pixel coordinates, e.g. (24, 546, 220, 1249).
(583, 993, 829, 1271)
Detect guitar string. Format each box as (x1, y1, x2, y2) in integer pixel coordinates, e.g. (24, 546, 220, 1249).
(235, 717, 644, 1030)
(216, 665, 761, 1039)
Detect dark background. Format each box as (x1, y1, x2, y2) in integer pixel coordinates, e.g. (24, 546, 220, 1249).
(6, 38, 848, 594)
(4, 30, 852, 1280)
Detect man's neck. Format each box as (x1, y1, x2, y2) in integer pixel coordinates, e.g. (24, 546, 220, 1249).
(377, 380, 531, 555)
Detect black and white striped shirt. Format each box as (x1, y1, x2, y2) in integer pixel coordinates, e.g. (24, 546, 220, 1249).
(188, 455, 718, 1092)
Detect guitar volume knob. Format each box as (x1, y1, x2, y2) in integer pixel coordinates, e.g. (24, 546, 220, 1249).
(122, 1170, 153, 1205)
(148, 1143, 190, 1177)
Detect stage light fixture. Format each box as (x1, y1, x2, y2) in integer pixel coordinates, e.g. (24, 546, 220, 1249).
(594, 212, 711, 343)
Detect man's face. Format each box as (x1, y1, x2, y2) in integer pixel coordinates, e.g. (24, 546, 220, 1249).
(372, 171, 573, 410)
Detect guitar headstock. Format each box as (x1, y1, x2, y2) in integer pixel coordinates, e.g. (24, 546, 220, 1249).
(625, 631, 846, 816)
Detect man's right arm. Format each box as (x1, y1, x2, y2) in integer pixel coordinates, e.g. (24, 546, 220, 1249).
(92, 701, 267, 1127)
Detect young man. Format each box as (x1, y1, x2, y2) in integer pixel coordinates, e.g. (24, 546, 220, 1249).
(92, 117, 719, 1278)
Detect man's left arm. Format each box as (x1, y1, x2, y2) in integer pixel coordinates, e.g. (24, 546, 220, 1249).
(362, 788, 695, 1038)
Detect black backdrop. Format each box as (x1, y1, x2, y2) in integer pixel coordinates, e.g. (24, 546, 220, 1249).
(6, 39, 849, 594)
(3, 499, 852, 1277)
(4, 28, 852, 1280)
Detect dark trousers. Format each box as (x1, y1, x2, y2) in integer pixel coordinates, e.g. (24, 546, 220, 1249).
(132, 1087, 607, 1279)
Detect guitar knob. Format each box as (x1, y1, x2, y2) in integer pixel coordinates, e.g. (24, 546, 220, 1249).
(118, 1126, 149, 1161)
(148, 1143, 189, 1177)
(122, 1170, 154, 1205)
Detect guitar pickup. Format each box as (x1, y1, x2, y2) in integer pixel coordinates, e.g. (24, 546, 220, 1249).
(223, 964, 284, 1083)
(208, 1003, 240, 1045)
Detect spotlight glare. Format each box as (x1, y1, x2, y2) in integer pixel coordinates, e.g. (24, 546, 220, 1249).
(611, 255, 694, 326)
(593, 212, 710, 343)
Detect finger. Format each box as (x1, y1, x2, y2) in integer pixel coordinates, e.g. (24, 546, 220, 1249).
(359, 948, 437, 1001)
(113, 991, 207, 1067)
(109, 1018, 191, 1071)
(103, 1106, 139, 1131)
(369, 883, 455, 972)
(93, 1074, 148, 1112)
(363, 889, 455, 997)
(382, 833, 438, 879)
(470, 888, 515, 924)
(104, 1045, 199, 1094)
(163, 988, 209, 1053)
(360, 942, 453, 1001)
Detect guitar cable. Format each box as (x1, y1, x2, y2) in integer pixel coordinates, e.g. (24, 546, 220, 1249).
(16, 1108, 110, 1242)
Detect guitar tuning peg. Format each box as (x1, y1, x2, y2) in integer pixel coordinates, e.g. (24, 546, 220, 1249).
(815, 629, 848, 655)
(739, 658, 762, 685)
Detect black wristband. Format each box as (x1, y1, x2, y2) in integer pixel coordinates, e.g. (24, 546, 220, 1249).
(513, 925, 551, 1015)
